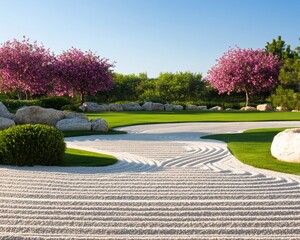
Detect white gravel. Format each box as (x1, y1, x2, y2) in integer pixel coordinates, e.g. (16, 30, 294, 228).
(1, 121, 300, 239)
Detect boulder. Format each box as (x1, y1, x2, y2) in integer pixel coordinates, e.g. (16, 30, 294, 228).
(14, 106, 65, 126)
(173, 105, 184, 111)
(0, 117, 15, 130)
(209, 106, 223, 111)
(0, 102, 14, 119)
(257, 104, 273, 111)
(142, 102, 153, 111)
(142, 102, 164, 111)
(90, 118, 109, 132)
(152, 103, 164, 111)
(240, 106, 257, 111)
(276, 106, 288, 112)
(186, 104, 199, 111)
(82, 102, 109, 112)
(198, 106, 208, 110)
(164, 104, 174, 111)
(271, 128, 300, 163)
(122, 103, 143, 111)
(108, 104, 123, 111)
(56, 118, 91, 131)
(64, 112, 88, 120)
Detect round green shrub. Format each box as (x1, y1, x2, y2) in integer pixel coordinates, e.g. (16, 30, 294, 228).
(0, 124, 66, 166)
(40, 96, 71, 110)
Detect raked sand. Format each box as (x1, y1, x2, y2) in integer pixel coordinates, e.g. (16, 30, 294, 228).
(1, 122, 300, 239)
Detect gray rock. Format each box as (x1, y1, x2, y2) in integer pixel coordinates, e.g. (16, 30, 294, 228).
(122, 103, 143, 111)
(108, 104, 123, 111)
(271, 128, 300, 163)
(0, 117, 15, 130)
(0, 102, 14, 119)
(173, 105, 184, 111)
(142, 102, 164, 111)
(209, 106, 223, 111)
(82, 102, 109, 112)
(186, 105, 207, 111)
(90, 118, 109, 132)
(198, 106, 208, 110)
(185, 104, 199, 111)
(164, 104, 174, 111)
(240, 106, 257, 111)
(56, 118, 91, 131)
(257, 104, 273, 111)
(14, 106, 65, 126)
(64, 112, 88, 120)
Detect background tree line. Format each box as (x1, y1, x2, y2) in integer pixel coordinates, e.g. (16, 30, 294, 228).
(0, 36, 299, 110)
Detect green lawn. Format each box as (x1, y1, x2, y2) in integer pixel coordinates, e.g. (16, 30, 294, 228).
(63, 148, 117, 166)
(61, 112, 300, 170)
(86, 111, 300, 129)
(202, 128, 300, 175)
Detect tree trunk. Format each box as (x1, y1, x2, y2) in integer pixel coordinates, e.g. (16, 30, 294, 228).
(80, 92, 85, 105)
(245, 90, 250, 107)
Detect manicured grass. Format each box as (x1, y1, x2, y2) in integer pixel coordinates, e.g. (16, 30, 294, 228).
(86, 111, 300, 129)
(63, 148, 117, 166)
(202, 128, 300, 175)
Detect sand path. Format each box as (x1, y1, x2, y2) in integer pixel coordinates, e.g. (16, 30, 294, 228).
(1, 121, 300, 239)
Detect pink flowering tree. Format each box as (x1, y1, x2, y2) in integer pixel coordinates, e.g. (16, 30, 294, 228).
(54, 48, 114, 104)
(0, 37, 55, 99)
(206, 47, 281, 107)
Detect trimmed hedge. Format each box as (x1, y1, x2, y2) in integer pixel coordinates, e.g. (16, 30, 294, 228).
(40, 96, 71, 110)
(1, 99, 41, 110)
(0, 124, 66, 166)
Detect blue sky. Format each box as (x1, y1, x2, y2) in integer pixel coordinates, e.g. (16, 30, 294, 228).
(0, 0, 299, 77)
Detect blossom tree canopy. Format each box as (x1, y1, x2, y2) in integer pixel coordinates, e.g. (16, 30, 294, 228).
(0, 37, 55, 99)
(54, 48, 114, 104)
(205, 47, 281, 106)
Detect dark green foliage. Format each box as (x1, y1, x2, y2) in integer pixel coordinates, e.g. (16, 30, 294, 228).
(40, 96, 71, 110)
(1, 99, 41, 110)
(268, 86, 300, 110)
(265, 36, 298, 61)
(0, 124, 66, 166)
(61, 104, 81, 112)
(138, 72, 206, 102)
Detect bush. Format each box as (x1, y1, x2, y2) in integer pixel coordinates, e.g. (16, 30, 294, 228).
(0, 124, 66, 166)
(1, 99, 41, 110)
(40, 96, 71, 110)
(61, 104, 80, 112)
(268, 86, 300, 110)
